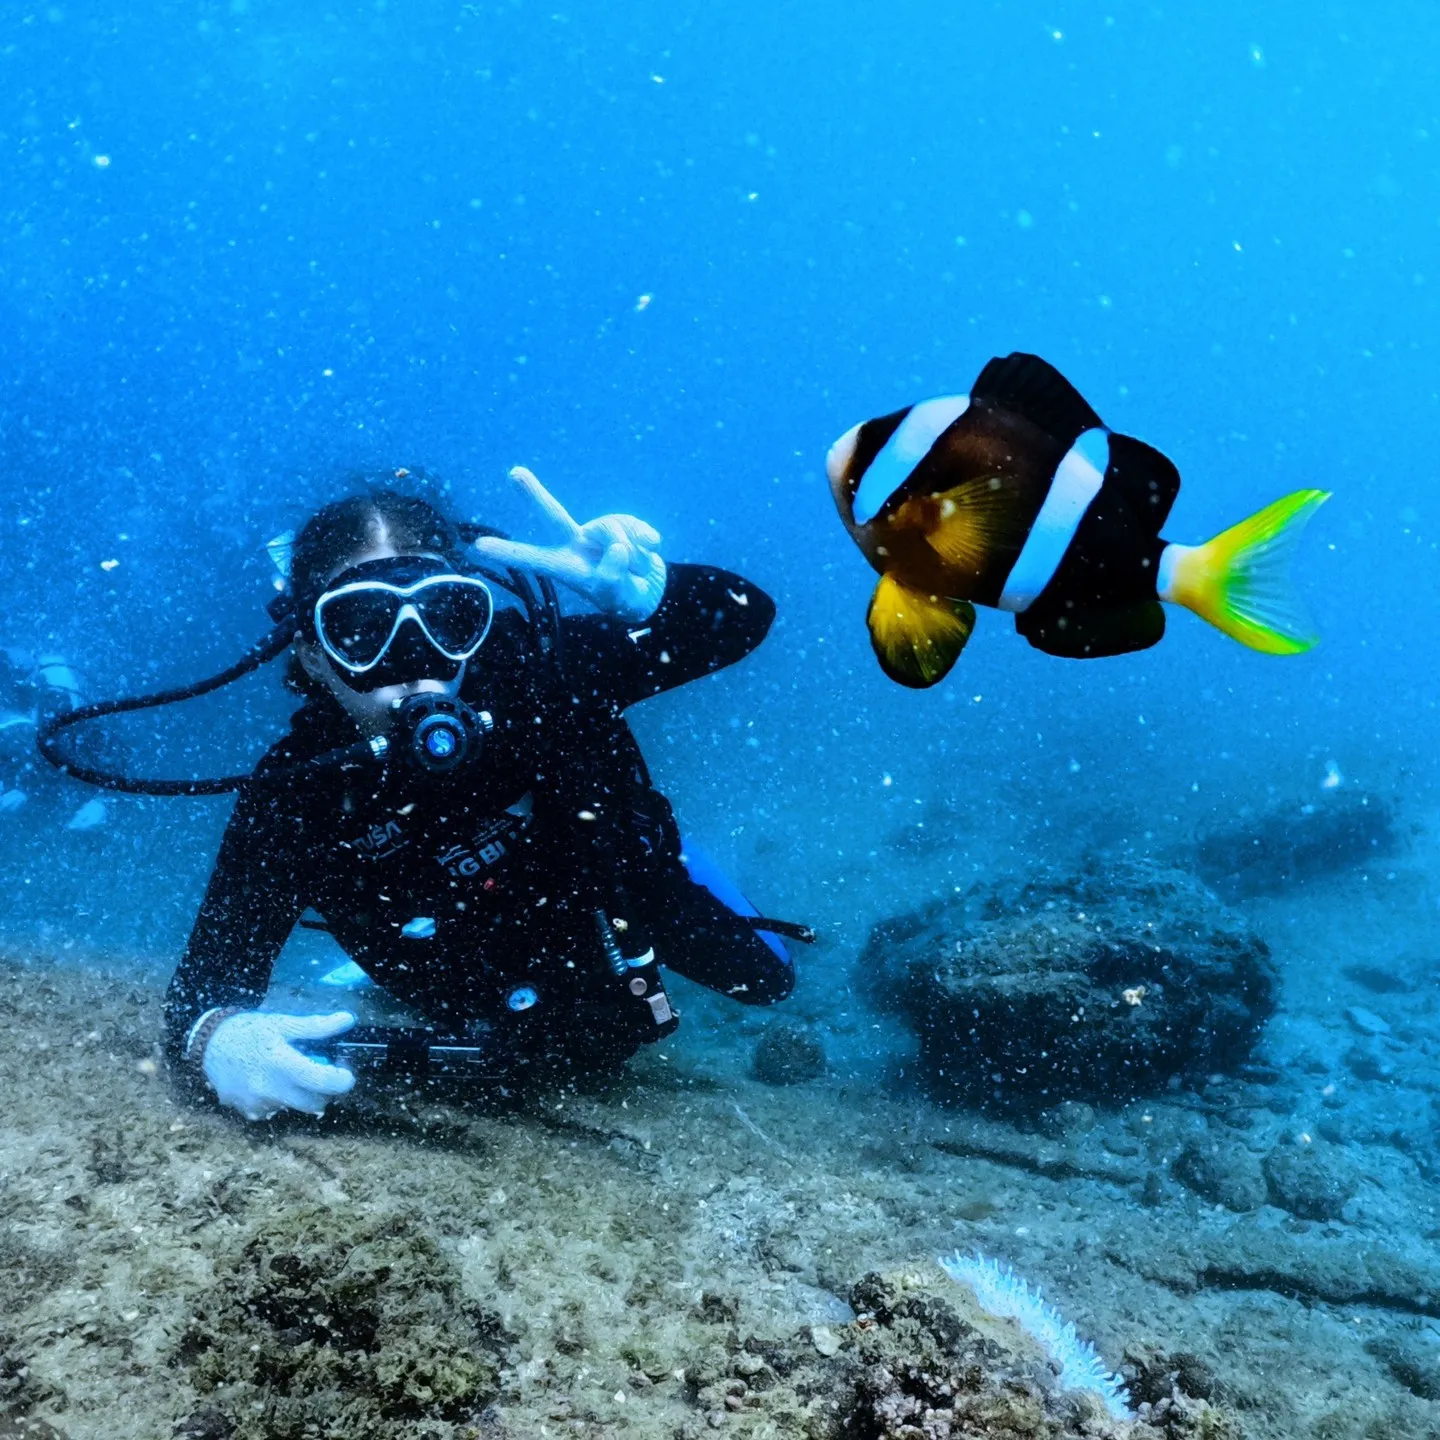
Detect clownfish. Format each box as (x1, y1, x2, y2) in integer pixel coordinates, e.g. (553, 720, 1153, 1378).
(826, 352, 1329, 688)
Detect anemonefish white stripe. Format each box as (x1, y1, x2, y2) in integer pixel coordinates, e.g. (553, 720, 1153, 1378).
(1155, 543, 1188, 603)
(997, 427, 1110, 613)
(851, 395, 971, 526)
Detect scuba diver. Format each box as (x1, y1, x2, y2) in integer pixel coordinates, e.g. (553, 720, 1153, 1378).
(42, 470, 798, 1121)
(0, 646, 102, 829)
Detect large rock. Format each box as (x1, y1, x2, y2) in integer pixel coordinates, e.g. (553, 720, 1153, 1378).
(858, 856, 1277, 1116)
(1173, 1138, 1270, 1212)
(1192, 790, 1397, 900)
(1262, 1137, 1359, 1221)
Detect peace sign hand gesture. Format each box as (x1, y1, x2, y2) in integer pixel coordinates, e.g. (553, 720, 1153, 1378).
(471, 467, 668, 623)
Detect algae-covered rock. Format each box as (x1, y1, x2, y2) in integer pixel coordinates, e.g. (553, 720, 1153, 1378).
(1124, 1345, 1219, 1405)
(1365, 1329, 1440, 1401)
(714, 1267, 1241, 1439)
(753, 1023, 827, 1086)
(0, 1334, 58, 1421)
(1173, 1138, 1269, 1212)
(1262, 1137, 1359, 1221)
(1193, 789, 1398, 899)
(858, 855, 1277, 1115)
(181, 1208, 505, 1439)
(0, 1418, 71, 1439)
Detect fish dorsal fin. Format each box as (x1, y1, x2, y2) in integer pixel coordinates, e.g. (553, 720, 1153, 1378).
(866, 573, 976, 688)
(971, 352, 1104, 441)
(906, 477, 1032, 579)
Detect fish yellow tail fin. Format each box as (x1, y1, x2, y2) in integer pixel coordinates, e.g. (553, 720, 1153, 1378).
(1158, 489, 1329, 655)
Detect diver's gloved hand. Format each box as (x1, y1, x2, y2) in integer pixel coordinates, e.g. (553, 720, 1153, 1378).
(471, 466, 667, 622)
(198, 1010, 357, 1121)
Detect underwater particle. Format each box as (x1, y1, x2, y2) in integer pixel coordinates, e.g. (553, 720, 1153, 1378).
(93, 153, 111, 167)
(1250, 43, 1266, 67)
(1122, 986, 1145, 1006)
(635, 293, 652, 312)
(1016, 209, 1034, 229)
(1322, 759, 1343, 789)
(66, 797, 107, 831)
(939, 1252, 1132, 1419)
(100, 558, 119, 570)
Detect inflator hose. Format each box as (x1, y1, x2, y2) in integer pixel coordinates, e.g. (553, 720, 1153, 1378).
(37, 624, 293, 795)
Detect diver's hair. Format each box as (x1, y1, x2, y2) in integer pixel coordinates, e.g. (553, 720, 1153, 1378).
(282, 473, 471, 699)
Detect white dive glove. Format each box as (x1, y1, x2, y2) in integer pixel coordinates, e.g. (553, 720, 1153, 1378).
(196, 1009, 357, 1121)
(471, 465, 667, 623)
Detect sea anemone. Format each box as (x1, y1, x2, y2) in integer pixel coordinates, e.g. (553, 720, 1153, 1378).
(938, 1251, 1133, 1421)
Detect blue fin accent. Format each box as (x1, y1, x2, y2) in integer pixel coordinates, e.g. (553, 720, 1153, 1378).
(680, 837, 790, 963)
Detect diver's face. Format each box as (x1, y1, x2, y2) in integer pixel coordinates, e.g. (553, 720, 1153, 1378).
(295, 538, 465, 739)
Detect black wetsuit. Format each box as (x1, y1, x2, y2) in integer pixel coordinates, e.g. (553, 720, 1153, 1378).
(164, 565, 792, 1079)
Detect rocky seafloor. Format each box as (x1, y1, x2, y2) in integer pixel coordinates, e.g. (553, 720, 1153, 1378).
(3, 867, 1440, 1440)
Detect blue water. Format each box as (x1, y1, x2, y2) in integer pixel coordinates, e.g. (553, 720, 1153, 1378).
(4, 0, 1435, 1065)
(4, 2, 1436, 1053)
(3, 4, 1440, 1428)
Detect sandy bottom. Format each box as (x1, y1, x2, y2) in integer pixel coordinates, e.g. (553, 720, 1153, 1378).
(2, 879, 1439, 1440)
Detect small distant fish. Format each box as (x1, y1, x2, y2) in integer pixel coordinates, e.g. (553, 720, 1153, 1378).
(827, 352, 1329, 687)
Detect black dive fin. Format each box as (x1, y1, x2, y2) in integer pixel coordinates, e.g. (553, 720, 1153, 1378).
(1105, 433, 1181, 533)
(1015, 602, 1165, 659)
(971, 352, 1104, 442)
(867, 573, 976, 688)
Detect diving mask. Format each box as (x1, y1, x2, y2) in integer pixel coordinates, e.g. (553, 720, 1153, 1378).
(313, 557, 494, 685)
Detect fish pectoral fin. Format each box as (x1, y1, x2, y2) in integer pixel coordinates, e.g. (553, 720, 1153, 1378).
(918, 478, 1029, 576)
(867, 574, 976, 688)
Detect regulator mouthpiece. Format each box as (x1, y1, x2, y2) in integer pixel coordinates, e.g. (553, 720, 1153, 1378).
(390, 694, 493, 774)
